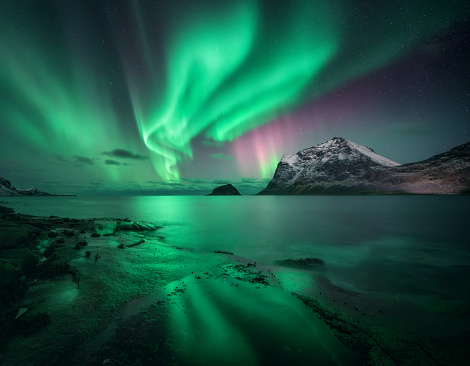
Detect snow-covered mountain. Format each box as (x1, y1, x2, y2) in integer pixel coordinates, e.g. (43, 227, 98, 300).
(258, 137, 470, 195)
(0, 177, 51, 196)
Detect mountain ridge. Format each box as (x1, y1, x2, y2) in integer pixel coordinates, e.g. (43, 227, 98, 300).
(0, 177, 51, 197)
(258, 138, 470, 195)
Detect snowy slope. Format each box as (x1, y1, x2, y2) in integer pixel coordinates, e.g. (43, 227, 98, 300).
(280, 137, 399, 168)
(345, 140, 399, 167)
(258, 138, 470, 195)
(0, 177, 20, 196)
(272, 137, 399, 186)
(0, 177, 51, 196)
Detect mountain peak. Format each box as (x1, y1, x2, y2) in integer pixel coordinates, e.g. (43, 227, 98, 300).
(1, 177, 51, 197)
(281, 138, 399, 169)
(258, 140, 470, 195)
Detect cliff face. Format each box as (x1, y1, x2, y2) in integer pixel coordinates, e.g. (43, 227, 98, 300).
(207, 184, 241, 196)
(258, 138, 470, 195)
(0, 177, 51, 197)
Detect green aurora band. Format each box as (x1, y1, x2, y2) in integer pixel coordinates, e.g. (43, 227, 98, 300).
(0, 48, 121, 152)
(0, 3, 132, 183)
(126, 0, 468, 181)
(1, 1, 468, 183)
(128, 0, 338, 180)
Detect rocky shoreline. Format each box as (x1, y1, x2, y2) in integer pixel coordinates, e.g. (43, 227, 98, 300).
(0, 204, 467, 365)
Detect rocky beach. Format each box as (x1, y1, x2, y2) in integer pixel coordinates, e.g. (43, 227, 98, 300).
(1, 204, 468, 365)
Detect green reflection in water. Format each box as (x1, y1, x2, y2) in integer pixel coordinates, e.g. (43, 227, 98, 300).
(165, 276, 360, 365)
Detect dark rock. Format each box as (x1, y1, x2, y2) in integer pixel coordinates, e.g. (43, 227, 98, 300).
(207, 184, 241, 196)
(274, 257, 325, 269)
(0, 205, 14, 214)
(214, 250, 234, 255)
(30, 222, 48, 230)
(36, 261, 71, 280)
(116, 222, 158, 232)
(0, 248, 40, 276)
(13, 312, 51, 336)
(0, 258, 22, 292)
(63, 230, 75, 237)
(73, 241, 88, 250)
(0, 219, 42, 249)
(44, 244, 60, 258)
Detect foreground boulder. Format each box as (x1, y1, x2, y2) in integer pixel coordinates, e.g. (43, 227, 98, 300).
(274, 258, 325, 269)
(115, 221, 159, 232)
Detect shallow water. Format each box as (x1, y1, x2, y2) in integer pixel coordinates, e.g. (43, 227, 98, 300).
(2, 195, 470, 301)
(2, 195, 470, 364)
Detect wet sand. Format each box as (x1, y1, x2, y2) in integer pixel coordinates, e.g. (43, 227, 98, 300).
(0, 205, 468, 365)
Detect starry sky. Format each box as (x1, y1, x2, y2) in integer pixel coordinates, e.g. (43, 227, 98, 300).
(1, 0, 469, 195)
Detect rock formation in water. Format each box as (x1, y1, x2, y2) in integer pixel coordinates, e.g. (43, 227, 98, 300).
(258, 137, 470, 195)
(274, 258, 325, 269)
(0, 177, 51, 197)
(207, 184, 241, 196)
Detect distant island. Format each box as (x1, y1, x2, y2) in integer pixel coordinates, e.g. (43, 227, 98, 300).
(0, 177, 74, 197)
(0, 177, 52, 197)
(258, 137, 470, 195)
(207, 184, 241, 196)
(4, 138, 469, 197)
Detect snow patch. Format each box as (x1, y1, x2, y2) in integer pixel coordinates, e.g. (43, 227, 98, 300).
(345, 140, 400, 167)
(281, 154, 299, 165)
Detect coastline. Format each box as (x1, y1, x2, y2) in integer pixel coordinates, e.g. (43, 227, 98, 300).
(0, 204, 467, 365)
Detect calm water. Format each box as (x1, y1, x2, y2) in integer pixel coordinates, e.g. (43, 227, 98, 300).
(2, 195, 470, 300)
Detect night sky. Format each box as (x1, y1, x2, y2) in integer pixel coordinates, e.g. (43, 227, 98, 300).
(1, 0, 469, 195)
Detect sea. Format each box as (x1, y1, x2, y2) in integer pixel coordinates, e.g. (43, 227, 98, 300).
(2, 195, 469, 301)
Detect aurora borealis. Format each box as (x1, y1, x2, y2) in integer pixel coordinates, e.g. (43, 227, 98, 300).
(128, 0, 338, 181)
(1, 0, 469, 195)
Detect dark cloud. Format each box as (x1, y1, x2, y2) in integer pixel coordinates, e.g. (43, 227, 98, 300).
(240, 178, 271, 184)
(201, 140, 225, 147)
(54, 154, 68, 162)
(209, 153, 232, 160)
(241, 178, 258, 183)
(180, 177, 208, 183)
(212, 179, 231, 184)
(102, 149, 149, 160)
(73, 156, 93, 165)
(105, 159, 121, 166)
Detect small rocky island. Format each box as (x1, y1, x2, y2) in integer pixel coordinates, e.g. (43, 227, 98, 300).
(207, 184, 241, 196)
